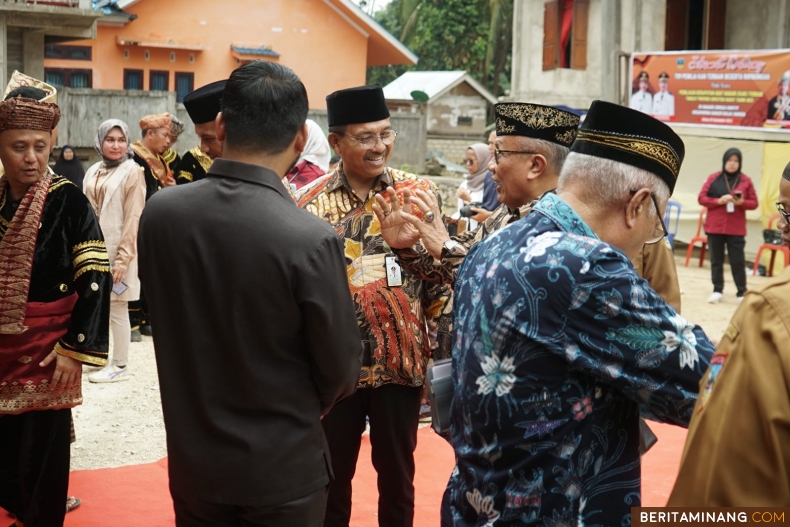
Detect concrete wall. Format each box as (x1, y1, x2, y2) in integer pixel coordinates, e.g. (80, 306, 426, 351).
(22, 30, 43, 81)
(724, 0, 790, 50)
(5, 25, 21, 84)
(426, 83, 489, 136)
(0, 4, 98, 90)
(511, 0, 667, 108)
(174, 102, 198, 154)
(427, 95, 487, 136)
(57, 87, 175, 149)
(426, 137, 479, 165)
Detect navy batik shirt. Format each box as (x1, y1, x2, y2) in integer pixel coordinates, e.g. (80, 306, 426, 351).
(445, 192, 715, 526)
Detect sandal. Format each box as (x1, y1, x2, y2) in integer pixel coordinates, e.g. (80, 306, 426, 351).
(66, 496, 81, 513)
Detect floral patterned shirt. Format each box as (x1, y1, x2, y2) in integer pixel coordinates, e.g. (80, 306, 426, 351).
(445, 192, 714, 526)
(295, 166, 453, 388)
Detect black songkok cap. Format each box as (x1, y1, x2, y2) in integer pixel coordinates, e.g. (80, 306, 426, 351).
(326, 85, 390, 128)
(183, 80, 227, 125)
(572, 100, 685, 193)
(495, 102, 580, 147)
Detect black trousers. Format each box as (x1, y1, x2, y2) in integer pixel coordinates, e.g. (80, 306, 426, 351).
(0, 409, 72, 527)
(322, 384, 422, 527)
(171, 485, 327, 527)
(708, 233, 747, 296)
(129, 290, 150, 330)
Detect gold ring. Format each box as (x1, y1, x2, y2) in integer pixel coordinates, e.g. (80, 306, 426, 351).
(423, 211, 435, 223)
(383, 207, 392, 216)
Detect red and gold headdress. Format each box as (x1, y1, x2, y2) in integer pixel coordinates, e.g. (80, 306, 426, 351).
(0, 97, 60, 132)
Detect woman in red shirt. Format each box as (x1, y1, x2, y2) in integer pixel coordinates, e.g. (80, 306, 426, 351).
(698, 148, 759, 303)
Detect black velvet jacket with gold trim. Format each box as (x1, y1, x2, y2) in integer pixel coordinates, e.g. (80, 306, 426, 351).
(133, 151, 163, 202)
(175, 147, 211, 185)
(0, 175, 111, 365)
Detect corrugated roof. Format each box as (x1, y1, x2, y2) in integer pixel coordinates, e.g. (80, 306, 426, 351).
(383, 71, 497, 104)
(383, 71, 466, 100)
(230, 45, 280, 58)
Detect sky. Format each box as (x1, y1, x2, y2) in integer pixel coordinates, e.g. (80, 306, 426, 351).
(351, 0, 393, 14)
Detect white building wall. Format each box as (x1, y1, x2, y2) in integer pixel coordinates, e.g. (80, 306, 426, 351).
(511, 0, 666, 108)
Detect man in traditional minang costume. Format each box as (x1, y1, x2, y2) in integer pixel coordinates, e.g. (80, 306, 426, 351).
(0, 95, 110, 527)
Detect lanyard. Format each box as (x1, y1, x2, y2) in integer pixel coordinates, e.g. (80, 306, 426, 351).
(722, 173, 740, 195)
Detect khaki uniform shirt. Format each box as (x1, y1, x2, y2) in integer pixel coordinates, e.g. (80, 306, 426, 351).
(632, 238, 682, 313)
(668, 267, 790, 506)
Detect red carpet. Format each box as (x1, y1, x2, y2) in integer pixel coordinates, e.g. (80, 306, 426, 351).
(2, 423, 685, 526)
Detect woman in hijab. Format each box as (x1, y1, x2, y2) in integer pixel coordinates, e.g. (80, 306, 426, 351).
(454, 143, 493, 230)
(698, 147, 759, 304)
(285, 119, 332, 190)
(82, 119, 146, 383)
(52, 145, 85, 188)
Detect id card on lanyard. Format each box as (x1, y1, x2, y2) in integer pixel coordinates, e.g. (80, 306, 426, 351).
(385, 255, 403, 287)
(724, 174, 740, 214)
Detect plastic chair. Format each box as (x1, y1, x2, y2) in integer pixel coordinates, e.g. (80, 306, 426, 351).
(752, 213, 790, 277)
(684, 208, 708, 267)
(664, 200, 681, 249)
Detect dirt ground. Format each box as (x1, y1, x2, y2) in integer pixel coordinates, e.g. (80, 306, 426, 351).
(71, 252, 764, 471)
(674, 251, 768, 339)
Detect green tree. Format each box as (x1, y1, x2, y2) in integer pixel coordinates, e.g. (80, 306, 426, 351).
(366, 0, 512, 98)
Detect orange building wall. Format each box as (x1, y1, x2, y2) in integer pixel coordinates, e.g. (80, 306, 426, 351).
(44, 0, 369, 109)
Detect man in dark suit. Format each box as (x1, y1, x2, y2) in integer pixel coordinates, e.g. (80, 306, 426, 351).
(138, 60, 362, 526)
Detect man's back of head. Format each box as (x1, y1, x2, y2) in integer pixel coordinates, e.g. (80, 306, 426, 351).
(556, 100, 684, 259)
(221, 60, 308, 157)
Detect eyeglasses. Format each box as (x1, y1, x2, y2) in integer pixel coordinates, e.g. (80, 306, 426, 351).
(494, 148, 535, 164)
(776, 202, 790, 225)
(464, 159, 476, 165)
(340, 130, 398, 149)
(631, 189, 669, 244)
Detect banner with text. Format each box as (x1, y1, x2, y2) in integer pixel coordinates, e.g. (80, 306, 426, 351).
(630, 50, 790, 130)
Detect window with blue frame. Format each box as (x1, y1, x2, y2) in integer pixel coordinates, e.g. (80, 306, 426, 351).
(175, 72, 194, 103)
(44, 68, 92, 88)
(150, 71, 169, 91)
(124, 69, 144, 90)
(70, 72, 89, 88)
(45, 70, 65, 88)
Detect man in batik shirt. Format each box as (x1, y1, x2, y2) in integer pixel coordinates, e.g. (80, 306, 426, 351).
(296, 85, 452, 527)
(177, 80, 225, 185)
(0, 96, 110, 527)
(444, 101, 715, 526)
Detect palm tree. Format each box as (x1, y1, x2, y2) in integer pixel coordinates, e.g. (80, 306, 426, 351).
(399, 0, 426, 45)
(485, 0, 513, 98)
(397, 0, 513, 97)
